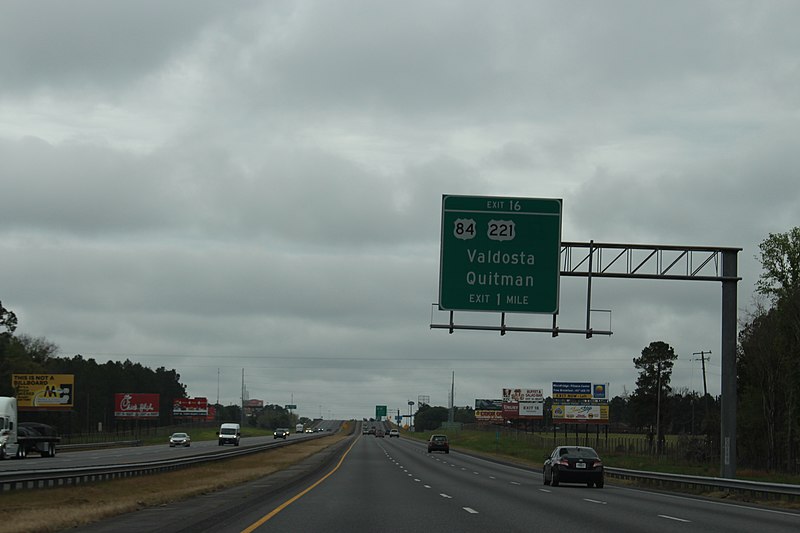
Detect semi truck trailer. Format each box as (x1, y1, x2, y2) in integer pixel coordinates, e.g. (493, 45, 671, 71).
(0, 396, 60, 459)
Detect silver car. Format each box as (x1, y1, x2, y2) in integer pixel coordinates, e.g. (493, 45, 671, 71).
(169, 432, 191, 447)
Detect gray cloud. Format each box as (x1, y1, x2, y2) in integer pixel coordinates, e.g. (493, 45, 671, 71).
(1, 1, 798, 417)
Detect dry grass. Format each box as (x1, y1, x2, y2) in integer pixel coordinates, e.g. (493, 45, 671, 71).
(0, 434, 348, 533)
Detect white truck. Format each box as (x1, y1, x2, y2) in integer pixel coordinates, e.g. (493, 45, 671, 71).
(295, 423, 304, 434)
(0, 396, 60, 459)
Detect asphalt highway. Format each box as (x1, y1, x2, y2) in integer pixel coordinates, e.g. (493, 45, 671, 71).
(72, 430, 800, 533)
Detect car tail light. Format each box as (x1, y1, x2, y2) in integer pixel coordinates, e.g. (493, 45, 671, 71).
(557, 459, 569, 466)
(592, 460, 603, 468)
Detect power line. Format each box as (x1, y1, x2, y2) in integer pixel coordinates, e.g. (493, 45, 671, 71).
(60, 351, 634, 363)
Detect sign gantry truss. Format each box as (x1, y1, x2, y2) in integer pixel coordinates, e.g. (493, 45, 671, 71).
(431, 239, 741, 480)
(560, 241, 741, 282)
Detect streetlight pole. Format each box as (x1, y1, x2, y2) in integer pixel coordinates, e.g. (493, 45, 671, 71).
(408, 401, 415, 431)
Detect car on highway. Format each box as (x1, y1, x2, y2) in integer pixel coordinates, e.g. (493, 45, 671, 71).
(368, 427, 376, 435)
(427, 434, 449, 453)
(389, 429, 400, 438)
(169, 432, 191, 447)
(375, 429, 385, 438)
(362, 427, 369, 435)
(543, 446, 604, 488)
(273, 428, 290, 439)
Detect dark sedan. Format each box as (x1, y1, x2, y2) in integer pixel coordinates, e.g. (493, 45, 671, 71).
(273, 428, 290, 439)
(543, 446, 604, 488)
(427, 434, 449, 454)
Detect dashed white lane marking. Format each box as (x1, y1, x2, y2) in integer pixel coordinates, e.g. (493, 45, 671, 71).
(583, 498, 607, 505)
(473, 471, 479, 475)
(489, 476, 496, 480)
(424, 485, 431, 489)
(539, 489, 552, 493)
(463, 507, 479, 514)
(658, 515, 691, 523)
(414, 478, 420, 482)
(510, 481, 521, 485)
(440, 493, 453, 499)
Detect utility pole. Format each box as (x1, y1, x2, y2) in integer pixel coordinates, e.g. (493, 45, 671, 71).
(693, 351, 711, 399)
(656, 359, 663, 455)
(693, 350, 712, 439)
(241, 368, 246, 426)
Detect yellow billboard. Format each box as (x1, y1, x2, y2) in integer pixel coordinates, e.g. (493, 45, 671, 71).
(12, 374, 74, 409)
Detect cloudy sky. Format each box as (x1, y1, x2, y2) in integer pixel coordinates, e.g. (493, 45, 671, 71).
(2, 1, 798, 420)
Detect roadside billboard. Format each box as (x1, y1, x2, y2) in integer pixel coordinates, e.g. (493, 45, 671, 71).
(12, 373, 74, 409)
(551, 404, 609, 423)
(502, 388, 544, 402)
(552, 382, 609, 400)
(501, 402, 518, 417)
(114, 393, 160, 418)
(502, 401, 544, 419)
(475, 399, 503, 410)
(475, 410, 504, 422)
(173, 397, 208, 417)
(519, 402, 544, 418)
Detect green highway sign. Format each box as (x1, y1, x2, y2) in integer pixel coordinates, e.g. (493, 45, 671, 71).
(438, 195, 562, 314)
(375, 405, 387, 418)
(285, 404, 297, 410)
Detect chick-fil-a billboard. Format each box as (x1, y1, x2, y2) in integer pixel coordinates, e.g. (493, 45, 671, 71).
(114, 393, 160, 418)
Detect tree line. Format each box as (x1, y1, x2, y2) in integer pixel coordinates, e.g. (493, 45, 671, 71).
(0, 308, 189, 432)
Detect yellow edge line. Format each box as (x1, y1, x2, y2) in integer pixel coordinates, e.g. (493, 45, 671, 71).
(240, 436, 361, 533)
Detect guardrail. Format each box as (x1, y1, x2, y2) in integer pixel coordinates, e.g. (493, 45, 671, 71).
(605, 467, 800, 502)
(0, 434, 325, 492)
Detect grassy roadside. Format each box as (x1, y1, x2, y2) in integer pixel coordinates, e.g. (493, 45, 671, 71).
(0, 432, 349, 533)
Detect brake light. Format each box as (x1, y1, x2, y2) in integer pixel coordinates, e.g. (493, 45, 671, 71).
(557, 459, 569, 466)
(592, 460, 603, 468)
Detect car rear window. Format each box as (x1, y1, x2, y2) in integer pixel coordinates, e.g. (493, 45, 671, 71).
(559, 447, 598, 459)
(432, 436, 447, 442)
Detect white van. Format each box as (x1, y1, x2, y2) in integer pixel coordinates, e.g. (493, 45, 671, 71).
(218, 423, 241, 446)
